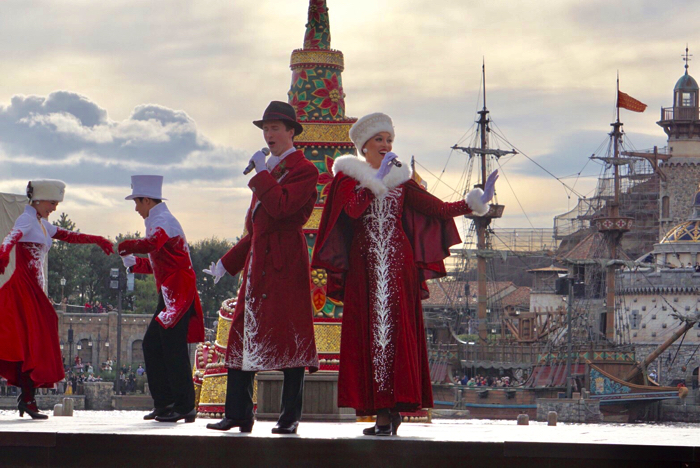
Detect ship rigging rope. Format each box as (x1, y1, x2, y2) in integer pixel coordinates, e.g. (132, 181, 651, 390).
(685, 342, 700, 367)
(413, 160, 463, 198)
(669, 328, 689, 369)
(495, 159, 536, 229)
(488, 124, 587, 200)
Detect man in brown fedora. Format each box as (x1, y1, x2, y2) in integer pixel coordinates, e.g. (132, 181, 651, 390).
(205, 101, 319, 434)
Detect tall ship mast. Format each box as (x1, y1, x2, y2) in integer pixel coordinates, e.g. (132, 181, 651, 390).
(452, 62, 514, 343)
(427, 66, 687, 423)
(589, 75, 635, 343)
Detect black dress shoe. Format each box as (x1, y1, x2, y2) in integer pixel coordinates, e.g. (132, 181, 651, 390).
(362, 423, 391, 436)
(155, 408, 196, 423)
(271, 420, 299, 434)
(206, 417, 254, 432)
(144, 405, 174, 420)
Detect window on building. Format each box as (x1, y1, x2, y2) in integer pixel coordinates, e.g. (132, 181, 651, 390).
(630, 310, 640, 329)
(683, 92, 694, 107)
(662, 196, 670, 219)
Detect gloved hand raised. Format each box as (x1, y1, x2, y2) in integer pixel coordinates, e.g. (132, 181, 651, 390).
(250, 150, 268, 173)
(95, 237, 114, 256)
(203, 259, 227, 284)
(375, 152, 399, 180)
(481, 170, 499, 205)
(121, 254, 137, 269)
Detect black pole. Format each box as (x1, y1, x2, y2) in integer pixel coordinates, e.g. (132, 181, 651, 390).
(566, 278, 573, 398)
(115, 287, 122, 394)
(68, 322, 74, 370)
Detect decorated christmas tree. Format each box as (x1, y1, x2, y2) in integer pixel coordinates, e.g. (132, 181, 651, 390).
(195, 0, 353, 416)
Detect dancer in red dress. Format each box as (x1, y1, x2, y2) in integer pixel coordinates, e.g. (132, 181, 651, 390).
(0, 180, 113, 419)
(312, 113, 498, 435)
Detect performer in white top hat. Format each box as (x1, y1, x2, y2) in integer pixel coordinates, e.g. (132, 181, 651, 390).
(118, 175, 204, 423)
(0, 179, 113, 420)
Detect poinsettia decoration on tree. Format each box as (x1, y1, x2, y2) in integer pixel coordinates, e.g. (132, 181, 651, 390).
(290, 92, 311, 120)
(312, 73, 344, 118)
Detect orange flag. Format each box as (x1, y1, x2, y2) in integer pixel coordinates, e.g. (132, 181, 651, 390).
(618, 91, 647, 113)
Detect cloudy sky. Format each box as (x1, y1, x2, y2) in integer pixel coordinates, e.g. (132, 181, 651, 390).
(0, 0, 697, 241)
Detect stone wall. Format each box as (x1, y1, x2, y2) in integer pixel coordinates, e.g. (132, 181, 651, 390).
(536, 398, 602, 423)
(660, 391, 700, 423)
(57, 311, 150, 368)
(635, 344, 700, 386)
(0, 395, 85, 411)
(658, 161, 700, 240)
(83, 382, 115, 410)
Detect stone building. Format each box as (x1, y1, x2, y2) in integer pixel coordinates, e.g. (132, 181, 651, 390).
(658, 57, 700, 239)
(613, 57, 700, 386)
(57, 311, 150, 370)
(619, 188, 700, 386)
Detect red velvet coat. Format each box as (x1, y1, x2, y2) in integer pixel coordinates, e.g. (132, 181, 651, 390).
(221, 150, 319, 372)
(118, 203, 204, 343)
(311, 156, 478, 415)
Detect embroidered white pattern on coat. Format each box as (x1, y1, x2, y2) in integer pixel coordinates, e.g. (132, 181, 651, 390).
(26, 243, 49, 291)
(225, 246, 315, 371)
(365, 187, 403, 390)
(157, 285, 178, 326)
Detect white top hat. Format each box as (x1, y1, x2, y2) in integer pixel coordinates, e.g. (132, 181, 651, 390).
(125, 175, 167, 201)
(349, 112, 395, 152)
(29, 179, 66, 202)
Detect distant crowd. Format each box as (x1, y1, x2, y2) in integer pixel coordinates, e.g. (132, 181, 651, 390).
(53, 298, 116, 313)
(455, 374, 524, 387)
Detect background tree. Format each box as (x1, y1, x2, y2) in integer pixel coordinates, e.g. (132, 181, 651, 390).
(48, 215, 239, 319)
(189, 237, 239, 318)
(131, 277, 158, 314)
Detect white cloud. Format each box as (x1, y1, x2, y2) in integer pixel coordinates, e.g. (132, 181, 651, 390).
(0, 0, 697, 240)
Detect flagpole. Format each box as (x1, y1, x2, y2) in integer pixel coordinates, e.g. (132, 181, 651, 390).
(616, 71, 620, 124)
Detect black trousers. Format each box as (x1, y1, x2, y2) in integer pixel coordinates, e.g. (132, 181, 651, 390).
(225, 367, 305, 423)
(143, 295, 195, 414)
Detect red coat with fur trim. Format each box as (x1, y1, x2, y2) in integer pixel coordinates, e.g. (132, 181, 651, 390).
(221, 150, 319, 372)
(311, 155, 485, 414)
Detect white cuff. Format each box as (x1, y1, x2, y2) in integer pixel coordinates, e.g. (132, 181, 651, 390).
(466, 188, 490, 216)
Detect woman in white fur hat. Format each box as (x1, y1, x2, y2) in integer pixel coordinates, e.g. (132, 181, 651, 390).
(0, 180, 113, 419)
(312, 113, 498, 436)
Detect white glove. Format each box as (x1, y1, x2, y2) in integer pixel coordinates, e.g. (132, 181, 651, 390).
(121, 254, 137, 269)
(481, 170, 499, 204)
(203, 259, 226, 284)
(250, 150, 268, 173)
(375, 152, 399, 180)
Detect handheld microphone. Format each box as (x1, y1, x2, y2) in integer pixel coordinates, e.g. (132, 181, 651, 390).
(390, 159, 402, 168)
(243, 147, 271, 175)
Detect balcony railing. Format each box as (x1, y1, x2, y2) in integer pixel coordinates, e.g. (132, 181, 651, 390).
(661, 106, 699, 121)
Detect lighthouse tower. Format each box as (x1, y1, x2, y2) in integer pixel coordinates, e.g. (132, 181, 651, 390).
(657, 47, 700, 239)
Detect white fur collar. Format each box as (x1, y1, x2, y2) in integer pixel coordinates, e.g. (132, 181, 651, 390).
(333, 155, 412, 197)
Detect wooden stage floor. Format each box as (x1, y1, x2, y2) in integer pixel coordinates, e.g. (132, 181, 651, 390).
(0, 410, 698, 467)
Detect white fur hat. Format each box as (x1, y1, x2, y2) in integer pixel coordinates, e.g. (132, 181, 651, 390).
(28, 179, 66, 202)
(125, 175, 167, 201)
(349, 112, 395, 151)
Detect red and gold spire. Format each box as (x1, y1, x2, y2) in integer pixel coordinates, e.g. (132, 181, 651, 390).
(290, 0, 356, 320)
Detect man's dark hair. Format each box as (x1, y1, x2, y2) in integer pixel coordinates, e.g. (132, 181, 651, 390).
(136, 197, 162, 204)
(283, 121, 296, 138)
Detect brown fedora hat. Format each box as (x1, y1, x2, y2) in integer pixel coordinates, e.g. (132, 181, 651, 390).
(253, 101, 304, 136)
